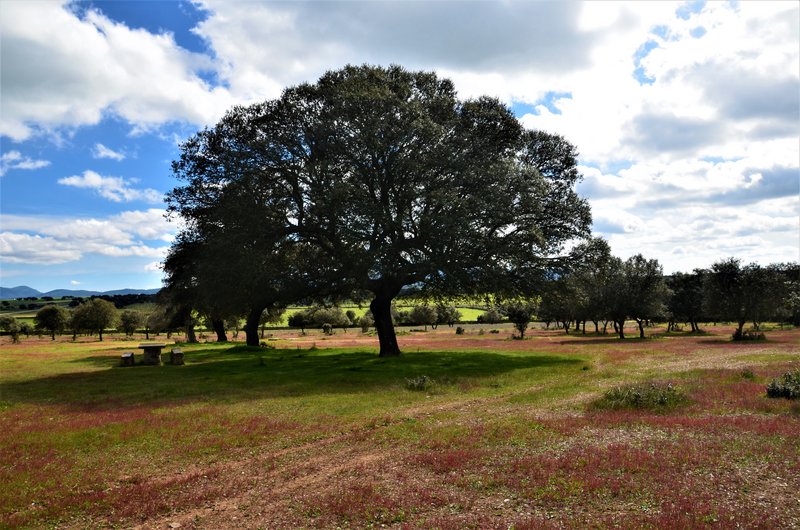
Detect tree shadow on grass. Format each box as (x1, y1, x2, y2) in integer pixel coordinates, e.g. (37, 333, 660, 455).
(3, 346, 580, 410)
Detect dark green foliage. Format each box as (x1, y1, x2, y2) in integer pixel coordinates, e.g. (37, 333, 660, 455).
(766, 369, 800, 399)
(503, 300, 537, 339)
(34, 305, 70, 340)
(477, 308, 503, 324)
(455, 326, 465, 335)
(118, 310, 144, 337)
(70, 299, 118, 341)
(0, 315, 20, 343)
(593, 382, 689, 411)
(166, 64, 592, 356)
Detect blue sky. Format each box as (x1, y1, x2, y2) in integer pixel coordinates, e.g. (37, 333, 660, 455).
(1, 0, 798, 292)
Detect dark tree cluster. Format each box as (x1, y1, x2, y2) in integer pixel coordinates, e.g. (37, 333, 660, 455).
(164, 64, 591, 355)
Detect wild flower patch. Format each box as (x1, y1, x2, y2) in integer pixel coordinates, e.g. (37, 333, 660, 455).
(591, 382, 689, 411)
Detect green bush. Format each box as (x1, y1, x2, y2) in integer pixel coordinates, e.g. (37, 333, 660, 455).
(732, 329, 766, 341)
(592, 382, 689, 411)
(766, 369, 800, 400)
(455, 326, 465, 335)
(405, 375, 434, 392)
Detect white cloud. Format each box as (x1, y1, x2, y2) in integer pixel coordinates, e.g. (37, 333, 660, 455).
(0, 1, 234, 140)
(70, 280, 81, 285)
(144, 261, 162, 273)
(0, 150, 50, 176)
(0, 232, 82, 264)
(0, 209, 177, 265)
(92, 143, 125, 161)
(58, 170, 163, 203)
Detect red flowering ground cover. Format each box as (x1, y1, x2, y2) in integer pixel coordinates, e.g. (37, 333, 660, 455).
(1, 324, 797, 528)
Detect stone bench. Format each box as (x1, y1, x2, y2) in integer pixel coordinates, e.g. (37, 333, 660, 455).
(170, 348, 184, 366)
(120, 352, 135, 367)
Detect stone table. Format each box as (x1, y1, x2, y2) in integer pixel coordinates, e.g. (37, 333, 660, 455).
(138, 343, 166, 365)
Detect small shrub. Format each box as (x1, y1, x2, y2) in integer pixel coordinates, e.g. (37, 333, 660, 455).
(766, 369, 800, 400)
(455, 326, 465, 335)
(740, 368, 756, 380)
(405, 375, 434, 392)
(732, 329, 766, 341)
(490, 329, 500, 334)
(592, 382, 689, 411)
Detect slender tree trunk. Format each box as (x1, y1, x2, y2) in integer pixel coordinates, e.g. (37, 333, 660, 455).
(245, 308, 262, 346)
(371, 292, 401, 357)
(98, 329, 103, 341)
(51, 331, 56, 340)
(186, 323, 197, 343)
(637, 318, 645, 338)
(212, 318, 228, 342)
(593, 321, 599, 334)
(617, 320, 626, 339)
(737, 319, 745, 337)
(582, 321, 586, 334)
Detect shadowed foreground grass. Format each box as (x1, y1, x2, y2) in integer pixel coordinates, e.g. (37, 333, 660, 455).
(1, 327, 798, 528)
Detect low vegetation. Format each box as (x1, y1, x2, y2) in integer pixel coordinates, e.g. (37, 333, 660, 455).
(1, 324, 798, 528)
(766, 368, 800, 399)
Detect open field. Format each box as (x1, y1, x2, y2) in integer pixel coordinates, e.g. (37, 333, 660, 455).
(1, 324, 798, 528)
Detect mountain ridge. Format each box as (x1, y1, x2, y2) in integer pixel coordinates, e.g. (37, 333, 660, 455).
(0, 285, 161, 300)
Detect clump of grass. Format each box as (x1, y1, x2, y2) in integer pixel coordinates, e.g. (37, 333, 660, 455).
(740, 368, 756, 380)
(405, 375, 435, 392)
(766, 369, 800, 400)
(592, 382, 689, 411)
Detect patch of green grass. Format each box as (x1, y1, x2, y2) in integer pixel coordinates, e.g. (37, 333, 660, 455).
(591, 382, 690, 411)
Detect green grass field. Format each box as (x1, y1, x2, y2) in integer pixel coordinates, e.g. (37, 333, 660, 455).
(2, 324, 798, 528)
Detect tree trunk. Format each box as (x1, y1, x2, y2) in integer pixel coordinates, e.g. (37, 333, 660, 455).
(212, 318, 228, 342)
(593, 321, 599, 334)
(582, 321, 586, 334)
(51, 331, 56, 340)
(637, 319, 645, 338)
(245, 308, 262, 346)
(98, 329, 103, 341)
(617, 320, 626, 339)
(186, 323, 198, 343)
(371, 292, 401, 357)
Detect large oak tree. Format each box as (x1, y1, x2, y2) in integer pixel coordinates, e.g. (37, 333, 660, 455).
(167, 65, 591, 355)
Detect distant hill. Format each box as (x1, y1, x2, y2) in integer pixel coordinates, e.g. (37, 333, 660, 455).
(0, 285, 160, 300)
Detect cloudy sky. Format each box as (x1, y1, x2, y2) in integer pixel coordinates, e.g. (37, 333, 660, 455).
(0, 0, 798, 292)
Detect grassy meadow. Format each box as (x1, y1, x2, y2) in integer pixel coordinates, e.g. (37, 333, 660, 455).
(1, 323, 798, 528)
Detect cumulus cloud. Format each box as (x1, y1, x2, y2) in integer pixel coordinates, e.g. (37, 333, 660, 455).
(0, 0, 234, 140)
(0, 209, 176, 265)
(58, 170, 163, 203)
(92, 143, 126, 161)
(0, 150, 50, 176)
(0, 232, 83, 264)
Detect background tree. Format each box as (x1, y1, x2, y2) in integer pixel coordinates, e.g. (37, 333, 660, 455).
(167, 65, 591, 356)
(703, 258, 777, 338)
(623, 254, 670, 339)
(435, 305, 462, 328)
(477, 307, 504, 324)
(118, 310, 144, 337)
(35, 305, 70, 340)
(409, 305, 438, 331)
(70, 298, 118, 341)
(667, 271, 705, 332)
(260, 306, 286, 338)
(0, 315, 20, 343)
(503, 300, 538, 339)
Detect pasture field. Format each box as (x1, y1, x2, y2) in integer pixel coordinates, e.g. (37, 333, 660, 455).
(1, 324, 798, 529)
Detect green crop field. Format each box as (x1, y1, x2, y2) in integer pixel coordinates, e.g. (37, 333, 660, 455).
(1, 324, 798, 528)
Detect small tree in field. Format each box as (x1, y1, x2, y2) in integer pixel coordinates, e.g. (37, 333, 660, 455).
(410, 305, 438, 331)
(71, 298, 118, 341)
(118, 310, 144, 337)
(503, 300, 538, 339)
(35, 305, 70, 340)
(0, 315, 20, 343)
